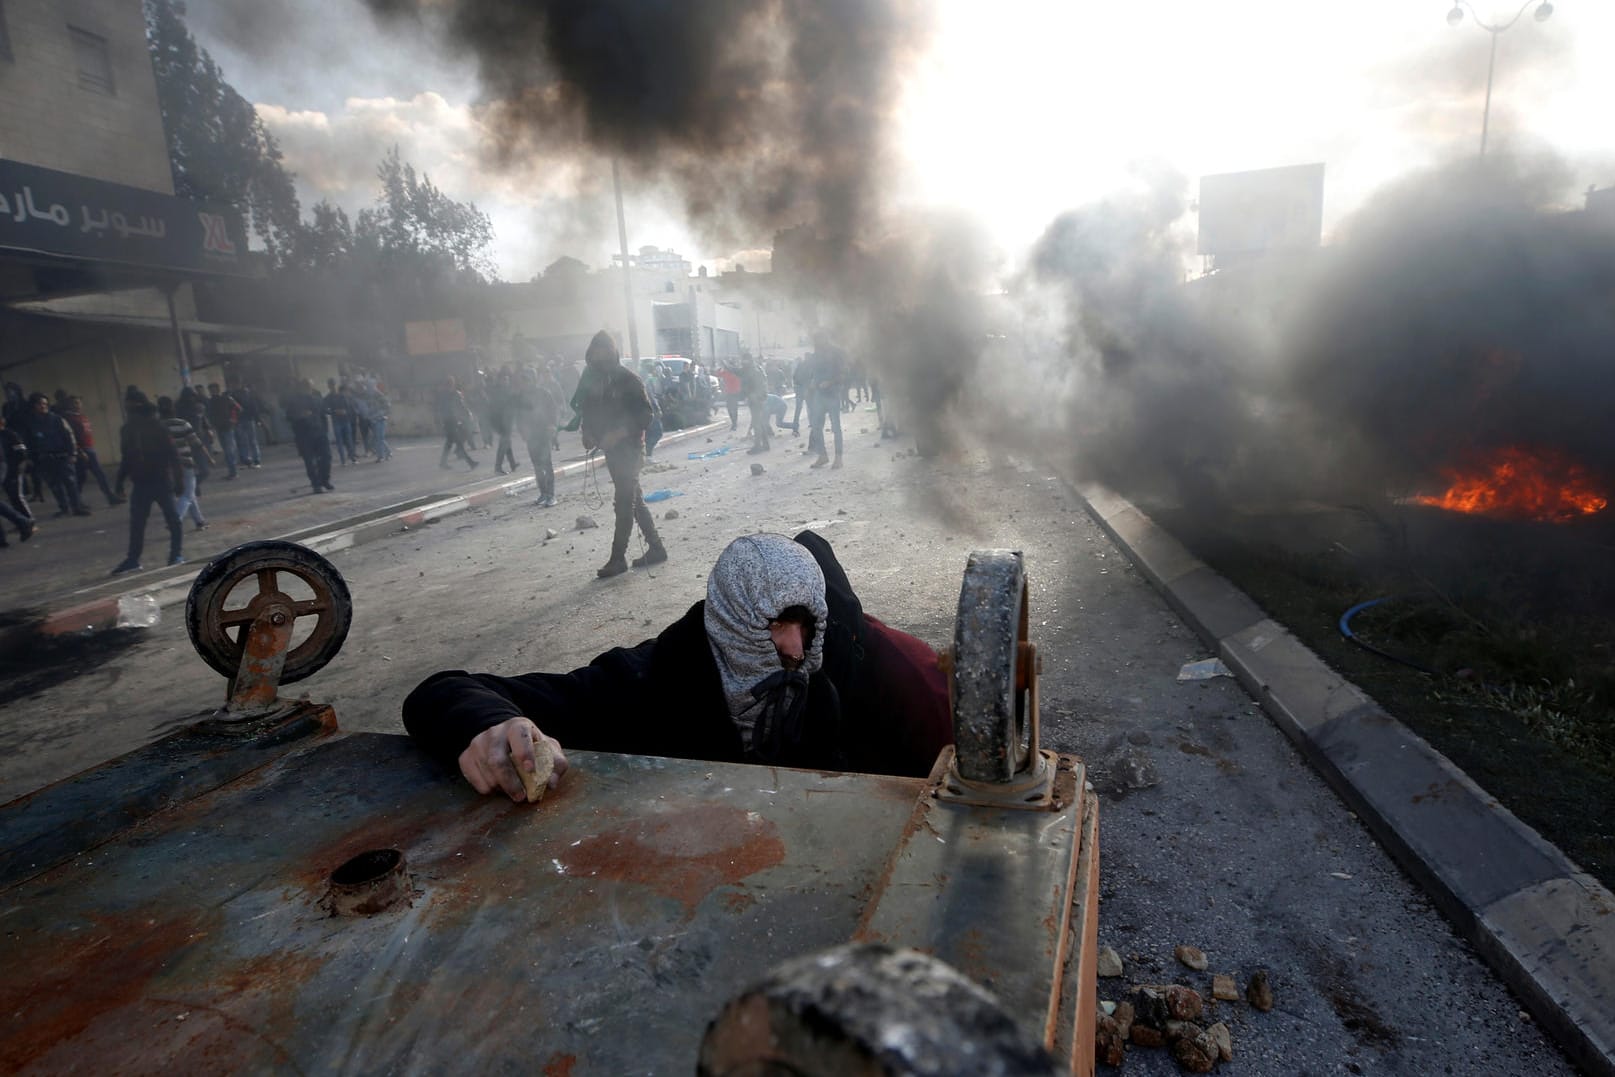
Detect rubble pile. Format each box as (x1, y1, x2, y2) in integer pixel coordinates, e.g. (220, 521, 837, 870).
(1095, 943, 1274, 1072)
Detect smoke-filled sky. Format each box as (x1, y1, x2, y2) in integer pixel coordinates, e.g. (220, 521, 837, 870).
(183, 0, 1615, 280)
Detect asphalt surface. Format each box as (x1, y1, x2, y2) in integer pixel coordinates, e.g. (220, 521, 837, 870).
(0, 420, 1576, 1075)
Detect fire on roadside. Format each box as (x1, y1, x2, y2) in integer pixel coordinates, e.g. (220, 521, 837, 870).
(1412, 445, 1610, 523)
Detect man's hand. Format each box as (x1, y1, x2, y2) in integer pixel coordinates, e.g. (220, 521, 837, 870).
(458, 717, 569, 803)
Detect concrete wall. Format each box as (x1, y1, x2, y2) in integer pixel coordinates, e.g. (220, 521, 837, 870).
(0, 0, 174, 194)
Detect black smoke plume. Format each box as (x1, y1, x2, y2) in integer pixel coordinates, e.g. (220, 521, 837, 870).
(363, 0, 930, 250)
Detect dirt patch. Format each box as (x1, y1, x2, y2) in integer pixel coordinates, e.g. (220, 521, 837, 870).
(1149, 500, 1615, 894)
(0, 626, 148, 709)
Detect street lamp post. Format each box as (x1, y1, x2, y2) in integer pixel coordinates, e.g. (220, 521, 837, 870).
(1445, 1, 1555, 157)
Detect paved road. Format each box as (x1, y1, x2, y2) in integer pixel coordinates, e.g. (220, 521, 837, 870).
(0, 422, 1573, 1074)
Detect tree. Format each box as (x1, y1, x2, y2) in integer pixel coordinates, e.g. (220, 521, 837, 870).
(353, 147, 497, 283)
(144, 0, 302, 267)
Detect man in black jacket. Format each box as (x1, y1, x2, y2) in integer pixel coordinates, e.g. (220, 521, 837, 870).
(24, 393, 89, 517)
(111, 391, 184, 574)
(577, 330, 665, 578)
(403, 531, 953, 802)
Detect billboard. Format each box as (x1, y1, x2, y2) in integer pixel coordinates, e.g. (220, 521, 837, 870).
(0, 158, 253, 276)
(1197, 163, 1325, 257)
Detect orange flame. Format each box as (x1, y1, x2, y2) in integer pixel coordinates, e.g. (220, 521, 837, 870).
(1413, 446, 1609, 523)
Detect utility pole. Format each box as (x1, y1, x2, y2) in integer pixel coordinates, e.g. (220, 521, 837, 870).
(611, 158, 642, 362)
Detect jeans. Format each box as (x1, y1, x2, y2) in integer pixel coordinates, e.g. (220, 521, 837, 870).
(495, 432, 516, 472)
(215, 426, 238, 477)
(331, 419, 356, 465)
(441, 421, 475, 467)
(76, 449, 118, 503)
(645, 414, 663, 458)
(237, 419, 262, 465)
(0, 495, 28, 540)
(809, 393, 843, 458)
(2, 461, 30, 521)
(526, 435, 554, 500)
(39, 454, 84, 513)
(604, 441, 661, 559)
(371, 417, 391, 460)
(296, 428, 332, 489)
(125, 479, 182, 564)
(174, 468, 206, 526)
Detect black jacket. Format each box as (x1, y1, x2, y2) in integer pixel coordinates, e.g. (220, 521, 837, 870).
(402, 532, 952, 778)
(115, 405, 183, 489)
(577, 362, 652, 451)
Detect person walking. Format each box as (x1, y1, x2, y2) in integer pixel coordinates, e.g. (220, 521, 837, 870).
(0, 413, 35, 546)
(283, 380, 334, 493)
(490, 369, 519, 475)
(368, 381, 393, 461)
(742, 357, 770, 455)
(110, 391, 183, 573)
(789, 356, 809, 436)
(577, 330, 664, 578)
(233, 381, 264, 467)
(0, 412, 33, 532)
(518, 367, 560, 507)
(205, 383, 241, 480)
(806, 335, 847, 470)
(324, 379, 357, 467)
(437, 377, 479, 470)
(718, 364, 743, 431)
(158, 395, 213, 531)
(60, 396, 123, 506)
(176, 386, 214, 452)
(23, 392, 90, 517)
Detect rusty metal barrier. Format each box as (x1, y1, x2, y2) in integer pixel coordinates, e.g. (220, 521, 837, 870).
(0, 542, 1099, 1075)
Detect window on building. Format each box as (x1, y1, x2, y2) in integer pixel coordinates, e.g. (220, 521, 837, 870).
(69, 26, 115, 95)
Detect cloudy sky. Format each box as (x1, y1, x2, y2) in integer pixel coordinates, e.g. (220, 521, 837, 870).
(183, 0, 1615, 281)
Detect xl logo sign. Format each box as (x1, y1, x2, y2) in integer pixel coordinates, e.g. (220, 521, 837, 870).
(199, 212, 236, 255)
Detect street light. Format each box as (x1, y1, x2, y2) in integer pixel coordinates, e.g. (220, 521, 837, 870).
(1445, 1, 1555, 157)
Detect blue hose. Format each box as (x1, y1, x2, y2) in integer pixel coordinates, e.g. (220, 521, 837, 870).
(1338, 596, 1435, 675)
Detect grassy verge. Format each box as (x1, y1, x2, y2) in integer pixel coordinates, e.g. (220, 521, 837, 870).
(1148, 501, 1615, 893)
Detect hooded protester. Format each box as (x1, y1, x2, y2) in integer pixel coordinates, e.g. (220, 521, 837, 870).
(111, 391, 184, 573)
(576, 329, 665, 578)
(402, 531, 953, 802)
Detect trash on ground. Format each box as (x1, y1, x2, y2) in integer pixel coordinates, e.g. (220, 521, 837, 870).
(116, 594, 161, 629)
(643, 489, 683, 502)
(1177, 657, 1233, 681)
(575, 516, 599, 531)
(687, 446, 732, 460)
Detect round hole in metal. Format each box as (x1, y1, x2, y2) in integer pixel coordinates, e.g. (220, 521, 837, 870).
(325, 848, 410, 916)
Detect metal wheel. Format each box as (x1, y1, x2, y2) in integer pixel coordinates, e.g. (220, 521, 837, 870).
(185, 540, 352, 684)
(952, 549, 1031, 783)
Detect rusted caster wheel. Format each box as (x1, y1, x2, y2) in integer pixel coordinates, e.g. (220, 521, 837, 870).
(699, 943, 1061, 1077)
(952, 549, 1034, 783)
(185, 540, 352, 685)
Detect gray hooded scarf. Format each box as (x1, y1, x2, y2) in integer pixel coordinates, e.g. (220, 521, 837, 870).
(704, 534, 830, 757)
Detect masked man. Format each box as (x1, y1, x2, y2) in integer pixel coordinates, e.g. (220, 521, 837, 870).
(403, 531, 952, 802)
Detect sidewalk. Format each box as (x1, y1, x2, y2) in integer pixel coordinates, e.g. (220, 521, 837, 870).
(1071, 480, 1615, 1077)
(0, 417, 731, 647)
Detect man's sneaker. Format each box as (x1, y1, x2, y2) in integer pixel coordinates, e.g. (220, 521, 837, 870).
(108, 495, 126, 505)
(19, 521, 35, 542)
(195, 522, 208, 531)
(467, 459, 480, 469)
(73, 507, 92, 516)
(169, 555, 187, 567)
(111, 560, 141, 575)
(811, 454, 830, 468)
(596, 556, 628, 579)
(632, 544, 668, 569)
(831, 455, 843, 470)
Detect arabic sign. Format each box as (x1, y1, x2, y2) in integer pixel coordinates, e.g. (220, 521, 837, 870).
(0, 158, 254, 276)
(1197, 163, 1325, 257)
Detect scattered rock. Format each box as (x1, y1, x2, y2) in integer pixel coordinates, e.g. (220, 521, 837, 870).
(1164, 984, 1204, 1021)
(1095, 1012, 1126, 1068)
(1211, 975, 1238, 1001)
(544, 528, 558, 540)
(1246, 969, 1274, 1012)
(1169, 1024, 1219, 1073)
(1207, 1021, 1233, 1062)
(1129, 1024, 1164, 1049)
(1091, 745, 1159, 800)
(1175, 945, 1209, 971)
(1097, 946, 1124, 978)
(1112, 1001, 1134, 1041)
(1128, 985, 1172, 1029)
(1126, 730, 1152, 746)
(575, 516, 598, 531)
(665, 509, 680, 520)
(836, 507, 848, 515)
(750, 463, 765, 475)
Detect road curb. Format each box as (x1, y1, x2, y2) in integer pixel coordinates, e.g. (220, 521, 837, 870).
(11, 419, 729, 645)
(1072, 481, 1615, 1077)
